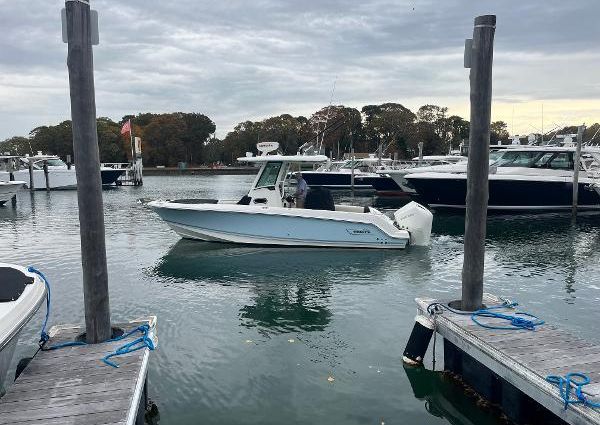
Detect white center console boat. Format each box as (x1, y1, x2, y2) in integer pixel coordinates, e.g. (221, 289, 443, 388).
(149, 143, 433, 249)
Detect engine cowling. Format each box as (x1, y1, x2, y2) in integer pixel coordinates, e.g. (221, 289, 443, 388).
(394, 201, 433, 246)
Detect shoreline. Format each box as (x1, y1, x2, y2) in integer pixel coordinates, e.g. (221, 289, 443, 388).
(143, 166, 258, 176)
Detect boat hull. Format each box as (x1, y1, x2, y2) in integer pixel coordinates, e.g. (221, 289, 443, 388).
(301, 172, 373, 189)
(101, 169, 125, 185)
(0, 264, 47, 390)
(359, 176, 406, 196)
(150, 203, 410, 249)
(406, 174, 600, 210)
(0, 182, 24, 206)
(0, 170, 77, 190)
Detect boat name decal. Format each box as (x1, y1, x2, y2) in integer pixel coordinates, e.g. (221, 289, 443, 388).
(346, 228, 371, 235)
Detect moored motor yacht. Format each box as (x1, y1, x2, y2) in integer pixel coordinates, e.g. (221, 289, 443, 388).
(0, 153, 125, 189)
(0, 264, 47, 387)
(149, 143, 433, 249)
(373, 155, 469, 195)
(405, 146, 600, 210)
(300, 155, 392, 190)
(0, 181, 25, 206)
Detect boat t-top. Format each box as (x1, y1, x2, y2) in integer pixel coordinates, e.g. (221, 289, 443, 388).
(149, 142, 433, 249)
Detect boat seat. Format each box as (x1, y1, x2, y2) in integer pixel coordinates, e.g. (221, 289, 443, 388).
(0, 267, 34, 302)
(304, 187, 335, 211)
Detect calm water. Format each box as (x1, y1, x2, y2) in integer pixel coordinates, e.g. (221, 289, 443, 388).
(1, 175, 600, 424)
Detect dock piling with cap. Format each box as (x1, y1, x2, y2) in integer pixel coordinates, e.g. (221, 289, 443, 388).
(404, 14, 600, 425)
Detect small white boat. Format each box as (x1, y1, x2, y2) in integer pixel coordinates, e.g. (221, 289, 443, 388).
(149, 143, 433, 249)
(0, 264, 47, 385)
(0, 181, 25, 206)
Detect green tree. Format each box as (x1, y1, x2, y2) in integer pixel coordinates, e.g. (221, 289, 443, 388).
(490, 121, 509, 144)
(362, 103, 416, 157)
(0, 136, 30, 156)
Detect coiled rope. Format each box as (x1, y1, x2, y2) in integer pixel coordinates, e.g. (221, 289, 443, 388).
(546, 373, 600, 410)
(27, 266, 156, 368)
(427, 298, 544, 331)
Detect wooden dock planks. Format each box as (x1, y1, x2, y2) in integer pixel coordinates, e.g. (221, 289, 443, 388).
(416, 294, 600, 425)
(0, 317, 155, 425)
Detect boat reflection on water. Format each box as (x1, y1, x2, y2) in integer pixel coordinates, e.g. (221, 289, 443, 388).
(153, 240, 431, 334)
(403, 365, 508, 425)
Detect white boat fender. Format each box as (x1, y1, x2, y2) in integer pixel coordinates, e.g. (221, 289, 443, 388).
(394, 201, 433, 246)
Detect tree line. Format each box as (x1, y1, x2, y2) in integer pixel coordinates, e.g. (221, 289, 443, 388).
(1, 105, 597, 166)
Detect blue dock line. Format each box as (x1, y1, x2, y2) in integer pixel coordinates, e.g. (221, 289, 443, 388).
(546, 373, 600, 410)
(427, 299, 544, 331)
(27, 266, 156, 367)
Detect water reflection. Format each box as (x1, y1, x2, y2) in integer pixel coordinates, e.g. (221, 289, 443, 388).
(403, 365, 509, 425)
(153, 240, 432, 334)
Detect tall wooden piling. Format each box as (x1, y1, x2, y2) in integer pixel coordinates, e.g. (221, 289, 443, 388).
(43, 160, 50, 191)
(572, 125, 585, 215)
(461, 15, 496, 311)
(28, 159, 34, 190)
(65, 0, 112, 343)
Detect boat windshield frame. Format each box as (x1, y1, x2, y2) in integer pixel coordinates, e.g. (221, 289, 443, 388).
(492, 150, 576, 171)
(255, 161, 283, 189)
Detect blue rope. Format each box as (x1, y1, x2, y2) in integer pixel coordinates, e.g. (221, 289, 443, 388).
(546, 373, 600, 410)
(27, 266, 53, 347)
(102, 324, 156, 368)
(426, 299, 544, 331)
(27, 266, 156, 366)
(471, 304, 544, 331)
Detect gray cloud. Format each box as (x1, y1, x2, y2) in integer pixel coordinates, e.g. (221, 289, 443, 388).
(0, 0, 598, 140)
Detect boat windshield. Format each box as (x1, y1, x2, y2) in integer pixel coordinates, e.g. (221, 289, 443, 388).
(493, 150, 574, 170)
(340, 160, 371, 172)
(44, 158, 67, 167)
(255, 161, 282, 188)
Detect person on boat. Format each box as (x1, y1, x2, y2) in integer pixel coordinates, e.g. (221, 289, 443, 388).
(294, 172, 307, 208)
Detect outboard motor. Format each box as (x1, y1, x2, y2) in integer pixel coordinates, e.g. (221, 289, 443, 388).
(394, 202, 433, 246)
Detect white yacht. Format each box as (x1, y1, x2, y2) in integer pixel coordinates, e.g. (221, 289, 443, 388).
(404, 146, 600, 210)
(300, 155, 392, 190)
(0, 153, 125, 190)
(374, 155, 469, 194)
(0, 181, 25, 206)
(0, 264, 47, 386)
(149, 143, 433, 249)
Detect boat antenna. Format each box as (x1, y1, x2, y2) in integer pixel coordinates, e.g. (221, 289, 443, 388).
(318, 77, 337, 153)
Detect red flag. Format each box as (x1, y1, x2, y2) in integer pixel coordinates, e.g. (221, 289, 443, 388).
(120, 120, 131, 135)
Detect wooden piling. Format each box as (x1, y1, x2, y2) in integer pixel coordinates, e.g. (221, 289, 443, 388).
(28, 159, 34, 191)
(350, 147, 355, 194)
(67, 154, 72, 170)
(461, 15, 496, 311)
(43, 160, 50, 191)
(572, 125, 585, 215)
(65, 0, 112, 343)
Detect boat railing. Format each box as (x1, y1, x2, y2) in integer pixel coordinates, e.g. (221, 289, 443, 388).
(101, 162, 130, 170)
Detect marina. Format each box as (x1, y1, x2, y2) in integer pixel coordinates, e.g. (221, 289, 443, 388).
(2, 176, 600, 424)
(0, 2, 599, 425)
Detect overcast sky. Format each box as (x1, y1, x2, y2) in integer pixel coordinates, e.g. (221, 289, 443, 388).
(1, 0, 599, 141)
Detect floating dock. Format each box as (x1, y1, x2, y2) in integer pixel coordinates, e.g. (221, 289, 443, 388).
(0, 318, 155, 425)
(415, 294, 600, 425)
